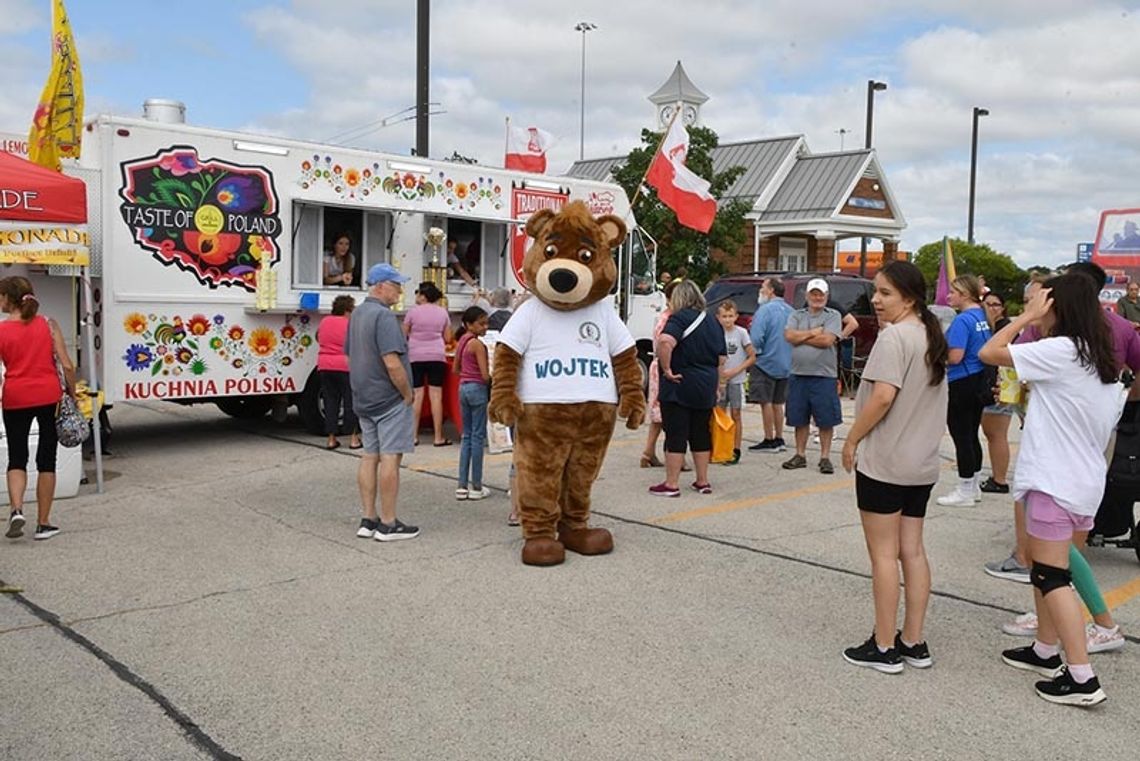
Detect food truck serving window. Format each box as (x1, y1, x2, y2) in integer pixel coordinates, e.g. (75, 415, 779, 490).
(292, 202, 391, 289)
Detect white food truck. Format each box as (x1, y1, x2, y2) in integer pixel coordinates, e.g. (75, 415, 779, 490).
(21, 103, 664, 434)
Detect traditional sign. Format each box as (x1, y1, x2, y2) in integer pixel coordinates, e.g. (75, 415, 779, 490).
(119, 146, 281, 292)
(510, 187, 568, 286)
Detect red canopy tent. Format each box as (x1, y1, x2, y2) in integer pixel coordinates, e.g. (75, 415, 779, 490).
(0, 149, 86, 224)
(0, 149, 104, 491)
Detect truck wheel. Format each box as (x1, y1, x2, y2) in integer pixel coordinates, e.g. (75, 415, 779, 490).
(216, 396, 273, 419)
(299, 369, 326, 436)
(636, 348, 652, 393)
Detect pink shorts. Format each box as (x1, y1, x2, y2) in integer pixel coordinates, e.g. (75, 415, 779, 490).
(1024, 490, 1095, 542)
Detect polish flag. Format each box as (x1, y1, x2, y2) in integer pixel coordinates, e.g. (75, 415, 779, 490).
(505, 125, 553, 173)
(645, 116, 717, 233)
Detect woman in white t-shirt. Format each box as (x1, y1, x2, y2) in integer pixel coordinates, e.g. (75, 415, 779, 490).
(979, 273, 1122, 707)
(840, 261, 948, 674)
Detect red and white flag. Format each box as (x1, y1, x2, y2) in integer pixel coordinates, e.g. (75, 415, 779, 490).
(505, 125, 553, 173)
(645, 116, 717, 233)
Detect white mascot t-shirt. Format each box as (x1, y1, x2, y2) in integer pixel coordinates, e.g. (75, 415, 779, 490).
(498, 297, 635, 404)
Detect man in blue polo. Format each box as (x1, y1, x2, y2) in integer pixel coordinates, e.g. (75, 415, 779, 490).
(347, 263, 420, 541)
(748, 277, 794, 453)
(782, 278, 843, 474)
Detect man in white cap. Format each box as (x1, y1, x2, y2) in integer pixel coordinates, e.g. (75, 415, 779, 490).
(346, 263, 420, 541)
(782, 278, 843, 474)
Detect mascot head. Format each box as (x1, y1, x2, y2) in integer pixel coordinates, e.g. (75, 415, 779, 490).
(523, 200, 627, 312)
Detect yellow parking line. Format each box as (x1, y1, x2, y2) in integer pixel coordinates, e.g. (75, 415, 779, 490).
(650, 479, 854, 525)
(1104, 576, 1140, 610)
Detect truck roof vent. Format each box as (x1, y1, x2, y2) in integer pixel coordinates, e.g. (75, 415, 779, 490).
(143, 99, 186, 124)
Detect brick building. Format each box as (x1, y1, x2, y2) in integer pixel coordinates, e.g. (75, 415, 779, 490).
(568, 62, 906, 274)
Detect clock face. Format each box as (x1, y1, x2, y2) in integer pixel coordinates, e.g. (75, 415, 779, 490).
(659, 105, 676, 126)
(683, 105, 698, 125)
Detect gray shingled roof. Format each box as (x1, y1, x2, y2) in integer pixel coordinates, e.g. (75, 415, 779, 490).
(648, 61, 709, 105)
(758, 151, 870, 222)
(564, 135, 802, 204)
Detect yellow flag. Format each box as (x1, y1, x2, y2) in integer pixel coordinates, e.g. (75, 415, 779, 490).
(27, 0, 84, 171)
(944, 236, 957, 281)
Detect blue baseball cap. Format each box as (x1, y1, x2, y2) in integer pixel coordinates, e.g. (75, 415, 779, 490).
(365, 263, 410, 286)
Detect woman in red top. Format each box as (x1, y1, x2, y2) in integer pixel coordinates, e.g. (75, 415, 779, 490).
(316, 295, 360, 450)
(0, 277, 76, 541)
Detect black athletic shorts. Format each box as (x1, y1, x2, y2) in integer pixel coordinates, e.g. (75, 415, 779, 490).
(411, 361, 447, 388)
(856, 470, 934, 518)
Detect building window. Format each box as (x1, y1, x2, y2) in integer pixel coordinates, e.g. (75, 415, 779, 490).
(292, 203, 391, 288)
(778, 238, 808, 272)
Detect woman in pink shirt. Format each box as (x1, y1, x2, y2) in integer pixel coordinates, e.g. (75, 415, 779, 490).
(452, 307, 490, 500)
(402, 282, 454, 446)
(0, 276, 76, 541)
(317, 295, 360, 450)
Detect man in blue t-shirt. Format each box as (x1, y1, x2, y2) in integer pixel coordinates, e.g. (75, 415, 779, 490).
(748, 278, 794, 452)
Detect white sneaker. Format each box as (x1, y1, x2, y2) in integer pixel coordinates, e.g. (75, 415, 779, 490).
(1087, 624, 1126, 654)
(1001, 612, 1038, 637)
(466, 486, 492, 501)
(936, 489, 978, 507)
(455, 488, 469, 500)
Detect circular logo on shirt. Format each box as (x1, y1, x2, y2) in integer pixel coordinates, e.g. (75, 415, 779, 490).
(578, 321, 602, 345)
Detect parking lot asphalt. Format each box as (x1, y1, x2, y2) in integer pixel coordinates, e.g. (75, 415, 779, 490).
(2, 399, 1138, 760)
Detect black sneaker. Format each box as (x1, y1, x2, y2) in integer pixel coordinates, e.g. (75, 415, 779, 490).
(725, 449, 741, 465)
(33, 524, 60, 541)
(6, 511, 25, 539)
(748, 439, 776, 451)
(894, 631, 933, 668)
(356, 518, 378, 538)
(1034, 668, 1107, 707)
(374, 520, 420, 542)
(1001, 645, 1063, 678)
(782, 454, 808, 470)
(979, 477, 1010, 494)
(774, 438, 787, 452)
(842, 634, 904, 674)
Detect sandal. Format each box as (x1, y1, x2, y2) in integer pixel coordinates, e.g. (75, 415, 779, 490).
(507, 513, 520, 526)
(639, 452, 664, 468)
(326, 441, 341, 450)
(433, 439, 453, 447)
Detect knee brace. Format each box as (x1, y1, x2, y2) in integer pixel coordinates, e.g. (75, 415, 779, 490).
(1030, 562, 1072, 596)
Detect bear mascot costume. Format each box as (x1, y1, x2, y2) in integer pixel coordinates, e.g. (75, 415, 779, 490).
(489, 201, 645, 566)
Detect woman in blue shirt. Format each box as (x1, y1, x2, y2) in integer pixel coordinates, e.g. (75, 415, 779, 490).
(938, 274, 992, 506)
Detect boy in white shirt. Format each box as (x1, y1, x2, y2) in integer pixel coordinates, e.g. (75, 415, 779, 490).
(717, 301, 756, 464)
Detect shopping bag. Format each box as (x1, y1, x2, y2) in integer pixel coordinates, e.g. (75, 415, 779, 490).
(710, 407, 735, 464)
(487, 419, 513, 454)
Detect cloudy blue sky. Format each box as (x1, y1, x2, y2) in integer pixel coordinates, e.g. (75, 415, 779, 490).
(3, 0, 1138, 267)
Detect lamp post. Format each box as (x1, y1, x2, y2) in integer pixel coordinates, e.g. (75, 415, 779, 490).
(968, 106, 989, 245)
(575, 21, 597, 160)
(859, 80, 888, 276)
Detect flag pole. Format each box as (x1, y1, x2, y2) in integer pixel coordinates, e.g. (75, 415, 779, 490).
(628, 100, 683, 211)
(504, 116, 510, 169)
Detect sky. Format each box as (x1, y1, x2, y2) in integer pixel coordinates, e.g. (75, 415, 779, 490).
(3, 0, 1139, 268)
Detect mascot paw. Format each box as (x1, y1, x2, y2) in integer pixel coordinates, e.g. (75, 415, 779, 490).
(521, 537, 565, 566)
(557, 525, 614, 556)
(489, 396, 524, 427)
(618, 396, 645, 430)
(624, 408, 645, 430)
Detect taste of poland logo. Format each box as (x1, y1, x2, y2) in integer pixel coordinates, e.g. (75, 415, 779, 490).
(119, 146, 282, 292)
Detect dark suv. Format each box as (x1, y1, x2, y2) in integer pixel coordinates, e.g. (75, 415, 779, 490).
(703, 271, 879, 360)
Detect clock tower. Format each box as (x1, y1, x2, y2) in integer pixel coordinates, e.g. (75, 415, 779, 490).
(649, 61, 709, 129)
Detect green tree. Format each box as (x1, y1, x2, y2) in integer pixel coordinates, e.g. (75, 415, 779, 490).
(611, 124, 750, 287)
(913, 238, 1028, 306)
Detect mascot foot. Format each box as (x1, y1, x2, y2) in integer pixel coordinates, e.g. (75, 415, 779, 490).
(558, 526, 614, 556)
(522, 537, 566, 566)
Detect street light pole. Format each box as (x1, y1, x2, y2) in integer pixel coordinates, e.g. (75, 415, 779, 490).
(968, 106, 989, 245)
(575, 21, 596, 161)
(859, 80, 888, 277)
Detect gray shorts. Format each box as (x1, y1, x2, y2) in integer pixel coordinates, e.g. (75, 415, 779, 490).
(719, 383, 743, 410)
(752, 369, 789, 404)
(359, 402, 415, 455)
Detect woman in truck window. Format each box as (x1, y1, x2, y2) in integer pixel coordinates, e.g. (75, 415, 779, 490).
(0, 276, 76, 542)
(323, 233, 357, 287)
